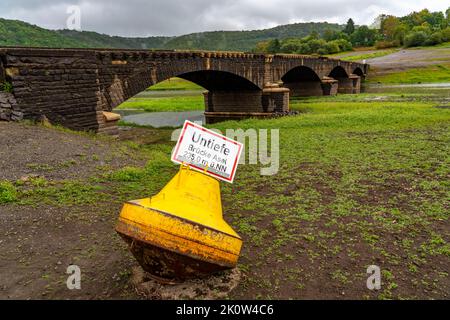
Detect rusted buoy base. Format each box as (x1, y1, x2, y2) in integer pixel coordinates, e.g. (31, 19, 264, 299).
(130, 266, 241, 299)
(119, 234, 231, 281)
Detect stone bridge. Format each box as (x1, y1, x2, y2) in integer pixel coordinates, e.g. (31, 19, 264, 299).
(0, 47, 368, 134)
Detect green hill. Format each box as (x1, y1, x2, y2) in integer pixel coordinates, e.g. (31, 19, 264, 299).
(0, 18, 342, 51)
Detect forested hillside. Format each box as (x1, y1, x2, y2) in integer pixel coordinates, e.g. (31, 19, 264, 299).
(0, 18, 341, 51)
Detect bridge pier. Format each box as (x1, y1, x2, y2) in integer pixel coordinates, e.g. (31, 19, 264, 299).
(350, 74, 361, 94)
(284, 81, 323, 97)
(321, 78, 339, 96)
(336, 74, 361, 94)
(204, 85, 289, 124)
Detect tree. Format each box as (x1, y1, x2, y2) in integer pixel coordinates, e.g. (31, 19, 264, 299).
(445, 7, 450, 27)
(371, 15, 386, 29)
(344, 18, 355, 35)
(309, 31, 320, 40)
(324, 28, 338, 41)
(350, 26, 378, 46)
(404, 31, 427, 47)
(280, 39, 302, 53)
(380, 15, 401, 40)
(266, 39, 281, 53)
(254, 40, 270, 53)
(392, 23, 409, 45)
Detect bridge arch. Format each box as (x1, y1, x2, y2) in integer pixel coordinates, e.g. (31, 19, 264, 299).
(101, 67, 262, 111)
(329, 66, 349, 79)
(281, 66, 323, 97)
(328, 66, 359, 94)
(178, 70, 261, 91)
(352, 67, 364, 77)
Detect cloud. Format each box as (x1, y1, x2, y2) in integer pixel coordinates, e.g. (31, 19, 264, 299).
(1, 0, 448, 37)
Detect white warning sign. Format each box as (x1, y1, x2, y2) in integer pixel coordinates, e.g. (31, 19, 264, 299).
(171, 120, 243, 183)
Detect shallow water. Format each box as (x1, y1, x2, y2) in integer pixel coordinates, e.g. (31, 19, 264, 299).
(117, 83, 450, 127)
(364, 82, 450, 95)
(116, 110, 204, 127)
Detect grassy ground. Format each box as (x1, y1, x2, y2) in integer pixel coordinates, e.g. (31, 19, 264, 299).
(2, 94, 449, 299)
(147, 77, 203, 91)
(339, 49, 399, 62)
(368, 64, 450, 84)
(116, 95, 204, 112)
(217, 99, 450, 299)
(3, 47, 449, 299)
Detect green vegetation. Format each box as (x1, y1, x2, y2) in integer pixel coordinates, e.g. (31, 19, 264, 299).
(369, 64, 450, 84)
(0, 18, 169, 49)
(0, 81, 13, 92)
(3, 88, 449, 299)
(116, 95, 203, 112)
(340, 49, 398, 61)
(147, 78, 203, 91)
(0, 181, 17, 203)
(214, 98, 449, 299)
(253, 8, 450, 54)
(3, 8, 448, 54)
(376, 9, 450, 48)
(256, 36, 352, 55)
(0, 18, 342, 52)
(161, 23, 343, 51)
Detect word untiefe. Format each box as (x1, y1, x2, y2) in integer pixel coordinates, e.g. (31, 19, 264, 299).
(192, 132, 230, 155)
(172, 124, 279, 176)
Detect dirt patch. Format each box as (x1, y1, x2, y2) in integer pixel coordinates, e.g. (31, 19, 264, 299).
(0, 202, 140, 299)
(0, 122, 145, 181)
(366, 47, 450, 76)
(131, 267, 241, 300)
(0, 122, 149, 299)
(1, 121, 448, 300)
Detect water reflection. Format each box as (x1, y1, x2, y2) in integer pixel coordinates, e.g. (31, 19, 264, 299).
(116, 110, 204, 127)
(117, 83, 449, 127)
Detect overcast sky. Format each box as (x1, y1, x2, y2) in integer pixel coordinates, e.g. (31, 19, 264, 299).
(1, 0, 448, 37)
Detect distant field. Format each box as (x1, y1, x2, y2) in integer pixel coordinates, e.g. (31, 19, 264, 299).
(340, 49, 398, 62)
(368, 64, 450, 84)
(147, 77, 203, 91)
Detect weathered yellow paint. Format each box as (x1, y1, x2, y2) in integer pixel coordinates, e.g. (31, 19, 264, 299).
(116, 165, 242, 272)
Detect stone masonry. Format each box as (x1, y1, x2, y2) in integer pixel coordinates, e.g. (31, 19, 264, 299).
(0, 47, 368, 133)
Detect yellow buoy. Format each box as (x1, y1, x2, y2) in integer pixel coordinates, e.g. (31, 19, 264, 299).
(115, 165, 242, 281)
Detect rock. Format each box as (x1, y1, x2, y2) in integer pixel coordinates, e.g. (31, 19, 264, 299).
(19, 174, 40, 182)
(0, 112, 10, 121)
(11, 111, 24, 121)
(37, 115, 51, 127)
